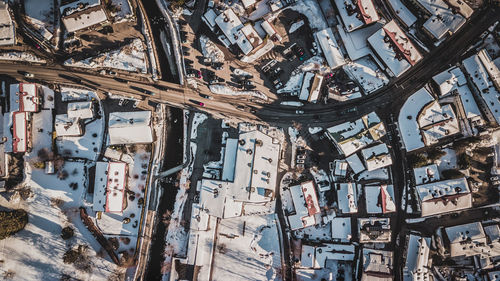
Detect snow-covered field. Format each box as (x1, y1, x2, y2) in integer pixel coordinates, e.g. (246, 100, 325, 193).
(209, 84, 268, 100)
(64, 39, 147, 73)
(0, 52, 46, 63)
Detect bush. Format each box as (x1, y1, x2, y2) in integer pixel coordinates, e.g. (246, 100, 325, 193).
(61, 226, 74, 240)
(0, 209, 28, 240)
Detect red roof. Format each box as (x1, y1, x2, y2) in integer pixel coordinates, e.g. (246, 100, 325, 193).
(383, 27, 417, 66)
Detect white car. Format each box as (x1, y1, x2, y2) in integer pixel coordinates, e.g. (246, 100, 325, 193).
(295, 110, 304, 114)
(24, 72, 34, 78)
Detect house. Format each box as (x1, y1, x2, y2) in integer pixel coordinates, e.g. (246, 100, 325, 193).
(314, 28, 346, 70)
(0, 1, 15, 46)
(60, 0, 109, 33)
(412, 0, 470, 41)
(413, 164, 440, 185)
(367, 20, 422, 77)
(332, 159, 348, 179)
(93, 161, 128, 213)
(336, 183, 358, 214)
(386, 0, 417, 28)
(403, 234, 432, 281)
(334, 0, 380, 32)
(55, 114, 83, 137)
(108, 111, 153, 145)
(16, 83, 40, 113)
(358, 217, 391, 243)
(326, 112, 386, 156)
(346, 153, 366, 174)
(288, 181, 321, 230)
(12, 112, 28, 153)
(365, 184, 396, 214)
(67, 101, 94, 120)
(360, 143, 392, 171)
(331, 217, 352, 242)
(417, 101, 460, 146)
(416, 177, 472, 217)
(260, 19, 282, 42)
(361, 248, 393, 281)
(299, 72, 323, 103)
(462, 50, 500, 126)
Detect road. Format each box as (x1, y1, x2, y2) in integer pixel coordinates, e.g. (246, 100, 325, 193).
(1, 6, 499, 128)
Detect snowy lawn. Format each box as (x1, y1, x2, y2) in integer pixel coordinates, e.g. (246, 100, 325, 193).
(0, 52, 46, 63)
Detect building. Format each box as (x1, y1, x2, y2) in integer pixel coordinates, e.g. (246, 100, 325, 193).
(445, 222, 500, 266)
(214, 8, 256, 55)
(360, 143, 392, 171)
(346, 153, 366, 174)
(403, 234, 432, 281)
(462, 50, 500, 126)
(416, 177, 472, 216)
(412, 0, 470, 41)
(0, 1, 15, 46)
(417, 101, 460, 146)
(413, 164, 440, 185)
(92, 161, 128, 213)
(367, 20, 422, 77)
(332, 159, 348, 179)
(314, 28, 346, 70)
(9, 83, 41, 153)
(300, 244, 355, 268)
(326, 112, 386, 156)
(334, 0, 380, 32)
(108, 111, 153, 145)
(287, 181, 321, 230)
(198, 130, 281, 218)
(12, 112, 28, 153)
(365, 184, 396, 214)
(60, 0, 109, 33)
(299, 72, 323, 103)
(358, 217, 391, 243)
(331, 217, 352, 242)
(361, 248, 393, 281)
(67, 101, 94, 119)
(55, 114, 83, 137)
(386, 0, 417, 28)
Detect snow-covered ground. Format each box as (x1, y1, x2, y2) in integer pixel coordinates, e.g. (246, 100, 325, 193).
(0, 52, 46, 63)
(110, 0, 134, 22)
(289, 0, 328, 31)
(289, 20, 305, 33)
(200, 35, 224, 63)
(209, 84, 268, 100)
(190, 113, 208, 140)
(64, 39, 147, 73)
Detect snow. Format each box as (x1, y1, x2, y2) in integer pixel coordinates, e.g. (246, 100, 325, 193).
(336, 183, 358, 214)
(435, 148, 458, 172)
(357, 167, 389, 181)
(289, 20, 305, 33)
(308, 127, 323, 134)
(397, 87, 434, 151)
(64, 39, 147, 73)
(413, 164, 440, 185)
(343, 56, 389, 94)
(209, 84, 268, 100)
(314, 28, 345, 70)
(233, 68, 253, 77)
(278, 72, 304, 94)
(337, 23, 382, 61)
(289, 0, 328, 31)
(200, 35, 225, 63)
(0, 52, 46, 63)
(109, 0, 134, 23)
(296, 261, 353, 281)
(418, 102, 460, 146)
(191, 113, 208, 140)
(24, 0, 55, 40)
(387, 0, 417, 27)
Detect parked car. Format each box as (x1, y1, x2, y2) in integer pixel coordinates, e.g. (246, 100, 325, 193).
(297, 154, 306, 160)
(24, 72, 35, 78)
(189, 99, 205, 107)
(296, 110, 304, 114)
(199, 93, 213, 100)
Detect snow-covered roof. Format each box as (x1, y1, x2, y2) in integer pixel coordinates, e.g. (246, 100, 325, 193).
(326, 112, 386, 156)
(288, 181, 320, 230)
(199, 179, 242, 218)
(417, 0, 466, 40)
(18, 83, 39, 113)
(489, 271, 500, 281)
(92, 161, 127, 213)
(0, 2, 15, 46)
(343, 56, 389, 94)
(446, 0, 473, 18)
(446, 222, 500, 258)
(241, 0, 257, 9)
(337, 22, 382, 61)
(221, 138, 238, 181)
(240, 24, 263, 48)
(334, 0, 380, 32)
(418, 102, 460, 146)
(60, 0, 101, 16)
(404, 234, 431, 281)
(365, 184, 396, 214)
(299, 72, 323, 103)
(413, 164, 440, 185)
(336, 183, 358, 214)
(215, 9, 253, 55)
(445, 222, 485, 253)
(12, 112, 28, 153)
(67, 101, 94, 120)
(367, 20, 422, 77)
(361, 143, 392, 171)
(55, 114, 83, 137)
(314, 28, 346, 70)
(108, 111, 153, 145)
(61, 3, 108, 33)
(203, 9, 218, 30)
(463, 50, 500, 124)
(334, 160, 348, 177)
(331, 217, 352, 241)
(358, 217, 391, 243)
(346, 153, 365, 174)
(361, 248, 393, 280)
(387, 0, 417, 28)
(398, 87, 434, 151)
(416, 177, 472, 216)
(301, 244, 356, 268)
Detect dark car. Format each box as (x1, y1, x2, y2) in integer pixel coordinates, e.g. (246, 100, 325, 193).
(199, 93, 213, 100)
(130, 85, 155, 96)
(189, 99, 205, 106)
(154, 84, 169, 91)
(114, 77, 128, 83)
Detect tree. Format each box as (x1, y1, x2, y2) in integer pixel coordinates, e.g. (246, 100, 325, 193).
(0, 209, 28, 240)
(407, 153, 428, 168)
(426, 147, 446, 161)
(61, 226, 74, 240)
(441, 169, 464, 179)
(458, 153, 472, 169)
